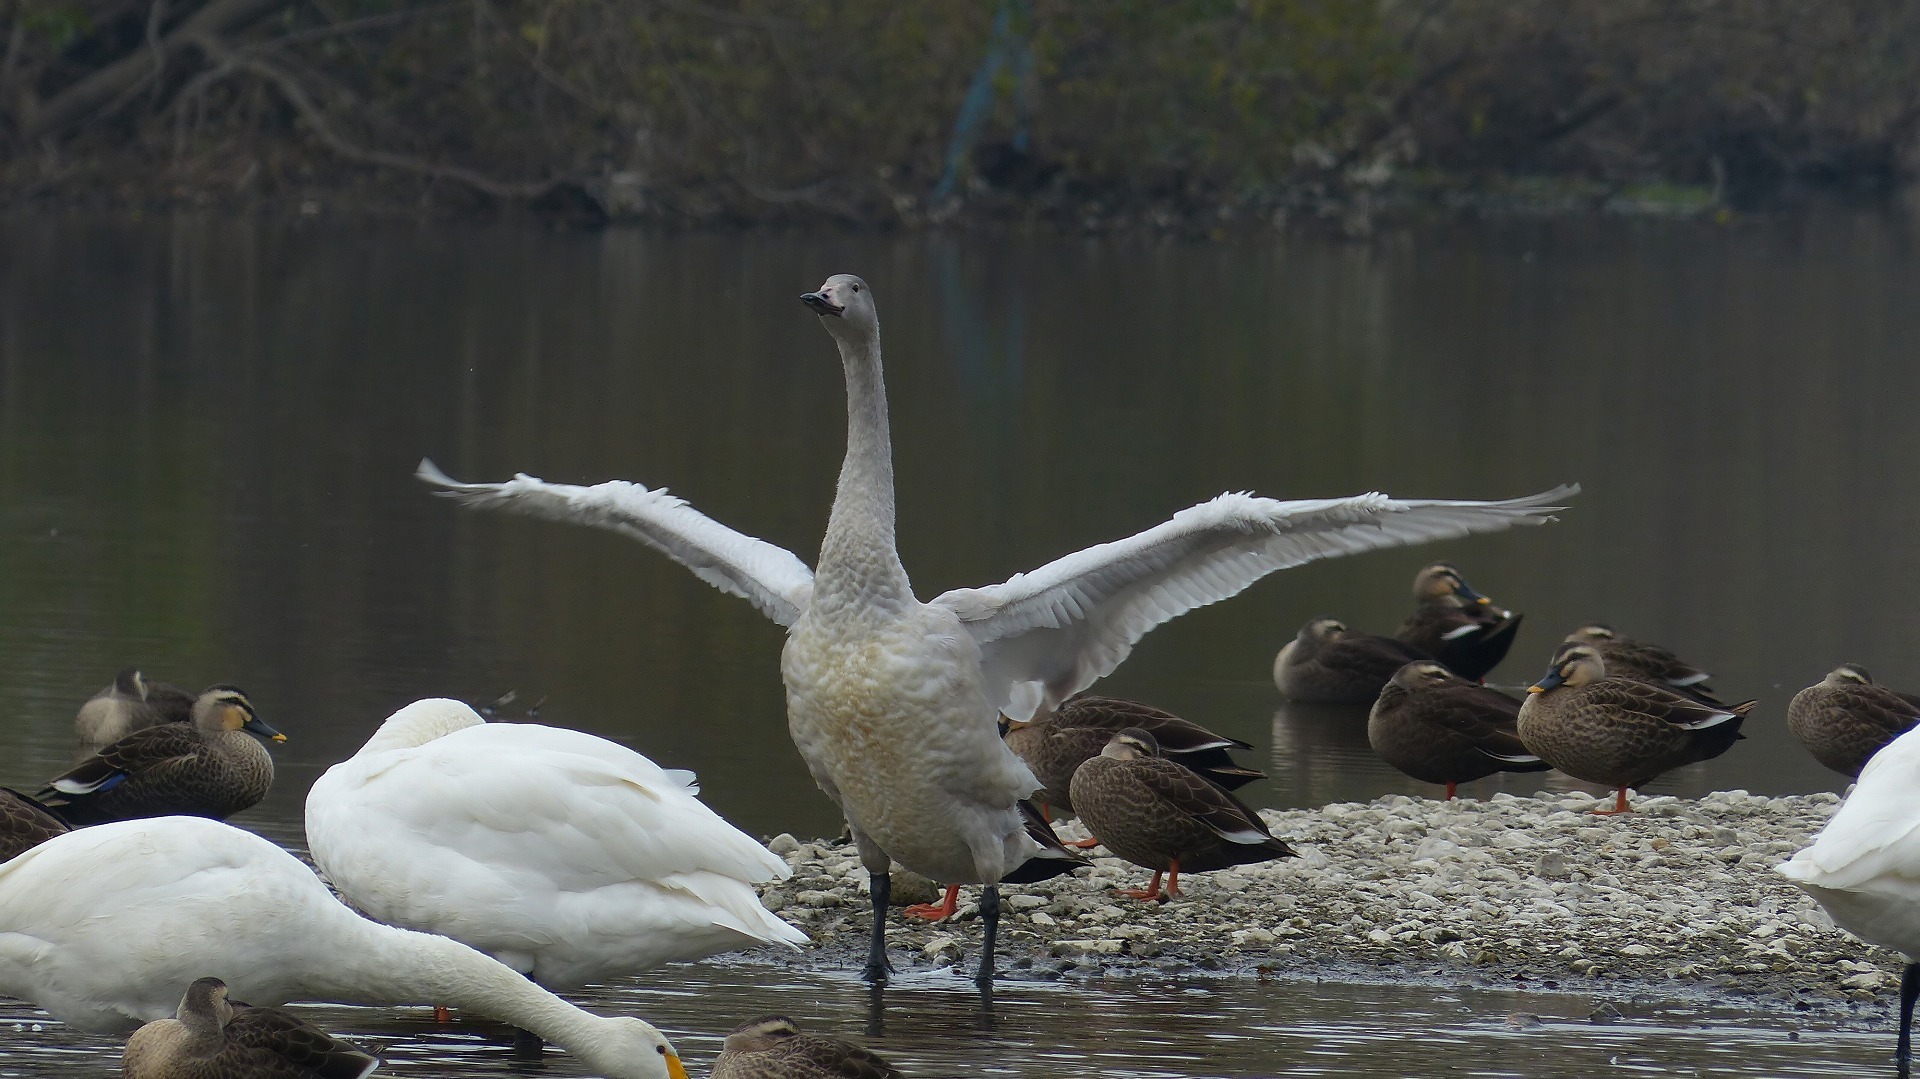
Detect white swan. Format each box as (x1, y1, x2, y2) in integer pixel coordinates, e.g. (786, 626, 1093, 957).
(418, 272, 1575, 984)
(0, 816, 688, 1079)
(305, 698, 806, 994)
(1777, 725, 1920, 1068)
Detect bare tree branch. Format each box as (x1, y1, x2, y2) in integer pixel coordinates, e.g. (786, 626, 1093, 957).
(189, 33, 576, 201)
(22, 0, 292, 139)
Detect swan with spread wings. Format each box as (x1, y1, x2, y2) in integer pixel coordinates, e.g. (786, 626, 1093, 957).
(418, 272, 1575, 985)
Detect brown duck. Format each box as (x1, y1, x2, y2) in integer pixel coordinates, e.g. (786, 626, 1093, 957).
(1393, 563, 1522, 682)
(1274, 617, 1430, 704)
(1367, 661, 1551, 799)
(0, 787, 69, 862)
(39, 686, 284, 826)
(1518, 644, 1751, 814)
(73, 668, 197, 760)
(1069, 728, 1294, 901)
(1562, 624, 1727, 706)
(1787, 665, 1920, 778)
(122, 977, 380, 1079)
(1002, 694, 1263, 822)
(712, 1015, 902, 1079)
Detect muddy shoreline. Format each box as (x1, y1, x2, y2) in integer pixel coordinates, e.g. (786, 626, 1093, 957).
(749, 791, 1899, 1027)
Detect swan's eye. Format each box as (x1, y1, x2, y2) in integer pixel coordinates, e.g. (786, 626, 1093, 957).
(851, 283, 861, 292)
(656, 1045, 667, 1055)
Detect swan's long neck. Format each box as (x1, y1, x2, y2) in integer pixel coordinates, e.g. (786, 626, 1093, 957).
(307, 924, 626, 1066)
(814, 326, 913, 616)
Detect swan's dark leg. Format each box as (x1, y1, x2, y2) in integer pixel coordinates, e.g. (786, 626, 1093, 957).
(1898, 961, 1918, 1072)
(975, 884, 1001, 986)
(863, 869, 894, 984)
(512, 972, 544, 1056)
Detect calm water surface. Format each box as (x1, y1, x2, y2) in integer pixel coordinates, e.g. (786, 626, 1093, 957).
(1, 214, 1917, 1075)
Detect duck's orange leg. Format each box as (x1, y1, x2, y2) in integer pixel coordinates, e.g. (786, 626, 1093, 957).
(1444, 781, 1458, 801)
(1164, 859, 1183, 899)
(433, 1005, 452, 1023)
(1592, 788, 1632, 815)
(1119, 870, 1164, 902)
(904, 883, 961, 921)
(1065, 835, 1103, 849)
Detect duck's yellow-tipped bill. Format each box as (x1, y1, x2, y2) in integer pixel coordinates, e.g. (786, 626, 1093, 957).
(1526, 685, 1546, 694)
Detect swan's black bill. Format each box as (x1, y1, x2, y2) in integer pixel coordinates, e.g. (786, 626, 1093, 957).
(800, 292, 844, 317)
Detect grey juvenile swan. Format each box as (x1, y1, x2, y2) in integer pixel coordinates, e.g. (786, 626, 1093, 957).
(418, 273, 1575, 985)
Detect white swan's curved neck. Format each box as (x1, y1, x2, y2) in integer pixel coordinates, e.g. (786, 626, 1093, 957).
(815, 327, 912, 616)
(307, 924, 609, 1053)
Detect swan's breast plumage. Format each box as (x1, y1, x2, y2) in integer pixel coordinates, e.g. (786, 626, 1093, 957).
(306, 716, 803, 991)
(783, 602, 1040, 884)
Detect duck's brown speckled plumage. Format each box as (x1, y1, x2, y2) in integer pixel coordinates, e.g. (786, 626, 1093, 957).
(1393, 563, 1522, 682)
(712, 1016, 902, 1079)
(1517, 646, 1749, 803)
(0, 787, 68, 861)
(1367, 662, 1549, 794)
(123, 978, 380, 1079)
(1068, 730, 1293, 894)
(1274, 618, 1430, 704)
(39, 687, 281, 826)
(1787, 665, 1920, 778)
(1562, 624, 1726, 705)
(1003, 695, 1262, 816)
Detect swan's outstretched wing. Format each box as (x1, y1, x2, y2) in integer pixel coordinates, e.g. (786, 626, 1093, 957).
(417, 459, 814, 626)
(934, 486, 1576, 721)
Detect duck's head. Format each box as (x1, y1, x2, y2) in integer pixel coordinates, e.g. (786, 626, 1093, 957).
(177, 977, 235, 1029)
(1826, 664, 1874, 687)
(112, 668, 147, 699)
(1101, 727, 1162, 760)
(1412, 562, 1489, 606)
(1530, 644, 1606, 694)
(723, 1015, 801, 1053)
(1563, 623, 1616, 645)
(195, 686, 284, 742)
(1390, 660, 1456, 692)
(800, 274, 878, 342)
(1297, 617, 1348, 647)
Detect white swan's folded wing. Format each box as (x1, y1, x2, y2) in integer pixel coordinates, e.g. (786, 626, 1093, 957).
(417, 459, 814, 626)
(933, 485, 1576, 720)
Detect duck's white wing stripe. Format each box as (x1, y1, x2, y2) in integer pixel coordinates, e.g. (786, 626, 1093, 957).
(417, 459, 814, 627)
(935, 485, 1576, 720)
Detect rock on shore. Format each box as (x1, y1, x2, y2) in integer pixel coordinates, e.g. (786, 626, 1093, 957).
(754, 790, 1905, 1011)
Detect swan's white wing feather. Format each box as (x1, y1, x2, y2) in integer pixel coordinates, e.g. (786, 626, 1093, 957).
(417, 459, 814, 627)
(935, 485, 1576, 720)
(1777, 727, 1920, 892)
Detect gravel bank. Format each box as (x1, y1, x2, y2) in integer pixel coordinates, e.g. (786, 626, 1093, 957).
(754, 790, 1903, 1013)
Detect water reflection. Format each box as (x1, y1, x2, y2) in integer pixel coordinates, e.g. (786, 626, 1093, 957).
(0, 964, 1897, 1077)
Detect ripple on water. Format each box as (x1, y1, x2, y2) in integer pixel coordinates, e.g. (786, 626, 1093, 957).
(0, 964, 1899, 1077)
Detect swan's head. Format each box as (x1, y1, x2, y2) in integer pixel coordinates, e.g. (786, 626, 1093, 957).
(1563, 623, 1616, 645)
(194, 686, 285, 742)
(800, 274, 877, 340)
(1530, 644, 1606, 694)
(1100, 727, 1162, 760)
(358, 697, 485, 755)
(1825, 664, 1874, 687)
(573, 1015, 689, 1079)
(1389, 660, 1456, 692)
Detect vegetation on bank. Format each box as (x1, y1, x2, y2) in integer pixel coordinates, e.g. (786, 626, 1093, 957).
(3, 1, 1917, 229)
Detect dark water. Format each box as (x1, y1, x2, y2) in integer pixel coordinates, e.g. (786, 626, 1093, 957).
(0, 965, 1899, 1077)
(1, 214, 1917, 1074)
